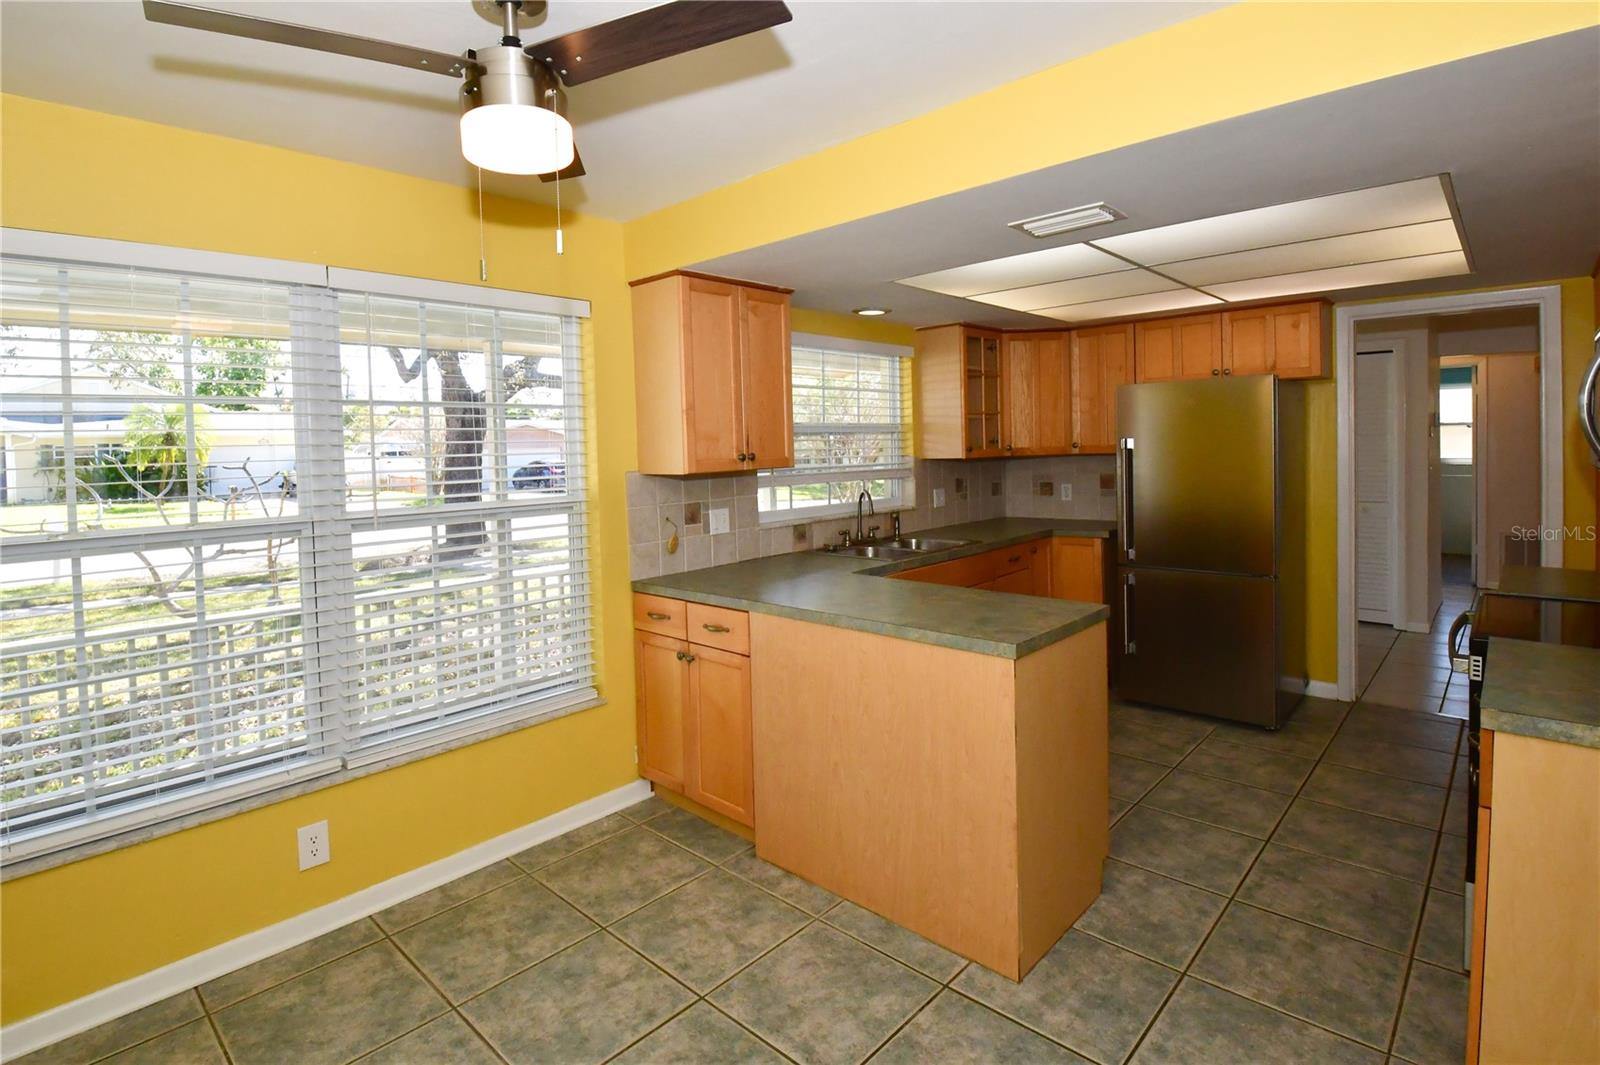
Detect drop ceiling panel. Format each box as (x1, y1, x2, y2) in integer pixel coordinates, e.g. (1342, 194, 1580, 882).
(1093, 176, 1453, 265)
(1160, 219, 1464, 287)
(1034, 289, 1223, 323)
(1203, 250, 1470, 302)
(967, 268, 1177, 311)
(898, 243, 1128, 297)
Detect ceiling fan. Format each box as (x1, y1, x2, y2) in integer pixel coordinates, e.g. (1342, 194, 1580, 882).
(141, 0, 793, 180)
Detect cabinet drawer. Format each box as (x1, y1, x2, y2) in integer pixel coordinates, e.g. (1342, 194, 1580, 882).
(893, 552, 997, 588)
(688, 602, 750, 655)
(634, 593, 687, 639)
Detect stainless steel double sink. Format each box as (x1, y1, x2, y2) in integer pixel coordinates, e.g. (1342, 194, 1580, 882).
(821, 537, 974, 560)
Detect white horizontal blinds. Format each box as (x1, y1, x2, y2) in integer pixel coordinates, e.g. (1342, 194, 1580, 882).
(759, 344, 911, 515)
(333, 293, 593, 753)
(0, 246, 593, 860)
(0, 259, 327, 846)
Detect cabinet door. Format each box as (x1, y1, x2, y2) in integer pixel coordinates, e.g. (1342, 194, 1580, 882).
(683, 276, 745, 472)
(1221, 308, 1274, 376)
(635, 630, 689, 791)
(1029, 542, 1052, 596)
(1004, 333, 1071, 456)
(1136, 314, 1221, 381)
(992, 568, 1033, 595)
(1268, 302, 1323, 379)
(1071, 324, 1133, 454)
(965, 330, 1005, 456)
(686, 645, 754, 826)
(1050, 537, 1105, 602)
(1003, 335, 1039, 455)
(739, 286, 793, 469)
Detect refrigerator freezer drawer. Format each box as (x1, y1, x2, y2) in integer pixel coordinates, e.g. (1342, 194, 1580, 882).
(1117, 566, 1280, 727)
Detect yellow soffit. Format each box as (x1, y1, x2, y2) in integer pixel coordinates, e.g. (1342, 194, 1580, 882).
(622, 2, 1599, 279)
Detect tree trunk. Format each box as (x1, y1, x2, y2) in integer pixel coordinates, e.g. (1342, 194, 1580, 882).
(435, 351, 488, 560)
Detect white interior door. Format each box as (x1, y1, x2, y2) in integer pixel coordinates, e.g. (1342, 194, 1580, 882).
(1356, 350, 1399, 624)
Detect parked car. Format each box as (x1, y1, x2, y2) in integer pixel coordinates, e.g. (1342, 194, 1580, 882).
(512, 462, 564, 490)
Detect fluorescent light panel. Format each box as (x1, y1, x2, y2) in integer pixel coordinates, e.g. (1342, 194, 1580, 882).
(969, 267, 1178, 312)
(1035, 289, 1222, 324)
(1204, 251, 1470, 302)
(890, 176, 1469, 320)
(1094, 177, 1453, 264)
(898, 243, 1127, 298)
(1159, 219, 1462, 287)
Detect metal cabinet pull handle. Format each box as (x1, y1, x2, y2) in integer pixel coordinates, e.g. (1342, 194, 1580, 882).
(1223, 367, 1232, 376)
(1119, 436, 1135, 560)
(1008, 555, 1023, 564)
(1211, 368, 1220, 376)
(737, 452, 748, 462)
(702, 623, 731, 633)
(748, 453, 756, 463)
(647, 611, 671, 621)
(683, 653, 696, 664)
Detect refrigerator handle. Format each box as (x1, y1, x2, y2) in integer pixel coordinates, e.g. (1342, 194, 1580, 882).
(1118, 436, 1135, 560)
(1122, 572, 1136, 655)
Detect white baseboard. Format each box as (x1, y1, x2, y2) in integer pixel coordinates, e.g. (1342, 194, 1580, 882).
(1304, 680, 1340, 700)
(1, 779, 651, 1059)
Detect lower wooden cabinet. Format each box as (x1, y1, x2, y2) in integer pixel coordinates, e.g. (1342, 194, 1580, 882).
(1469, 729, 1600, 1064)
(1049, 538, 1105, 603)
(634, 596, 754, 827)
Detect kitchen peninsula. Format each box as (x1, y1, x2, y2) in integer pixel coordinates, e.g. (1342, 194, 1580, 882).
(632, 518, 1112, 980)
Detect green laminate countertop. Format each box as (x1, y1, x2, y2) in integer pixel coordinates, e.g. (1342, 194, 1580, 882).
(632, 517, 1113, 659)
(1493, 565, 1600, 605)
(1481, 637, 1600, 749)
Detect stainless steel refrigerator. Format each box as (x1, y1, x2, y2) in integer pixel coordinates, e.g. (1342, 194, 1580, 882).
(1115, 375, 1308, 728)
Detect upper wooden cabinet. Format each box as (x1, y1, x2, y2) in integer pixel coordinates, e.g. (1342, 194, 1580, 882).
(1221, 301, 1327, 379)
(1004, 332, 1070, 456)
(1134, 313, 1223, 382)
(632, 271, 793, 475)
(916, 325, 1007, 458)
(1070, 324, 1134, 454)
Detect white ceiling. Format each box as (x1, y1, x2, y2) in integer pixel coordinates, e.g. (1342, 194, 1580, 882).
(0, 0, 1222, 220)
(696, 29, 1600, 327)
(897, 177, 1468, 322)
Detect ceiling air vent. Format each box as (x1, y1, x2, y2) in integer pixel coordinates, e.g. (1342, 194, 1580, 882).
(1009, 202, 1124, 238)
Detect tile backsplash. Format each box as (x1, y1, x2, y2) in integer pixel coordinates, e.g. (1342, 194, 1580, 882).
(627, 455, 1115, 579)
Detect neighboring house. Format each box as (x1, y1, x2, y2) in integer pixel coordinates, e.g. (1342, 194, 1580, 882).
(0, 365, 296, 504)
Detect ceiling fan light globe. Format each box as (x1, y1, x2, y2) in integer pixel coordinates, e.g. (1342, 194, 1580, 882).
(459, 104, 575, 175)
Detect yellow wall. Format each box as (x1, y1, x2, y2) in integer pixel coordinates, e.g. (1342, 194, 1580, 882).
(0, 94, 642, 1023)
(623, 3, 1599, 278)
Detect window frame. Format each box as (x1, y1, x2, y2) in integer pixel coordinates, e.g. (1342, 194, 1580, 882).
(757, 332, 914, 525)
(0, 229, 597, 867)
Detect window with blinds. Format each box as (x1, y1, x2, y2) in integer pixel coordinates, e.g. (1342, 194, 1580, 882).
(757, 341, 912, 520)
(0, 251, 593, 860)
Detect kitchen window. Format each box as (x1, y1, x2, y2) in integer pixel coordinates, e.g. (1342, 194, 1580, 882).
(0, 234, 594, 862)
(757, 334, 912, 521)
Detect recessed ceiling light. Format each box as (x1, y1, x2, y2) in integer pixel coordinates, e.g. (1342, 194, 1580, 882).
(853, 307, 890, 316)
(1009, 202, 1124, 238)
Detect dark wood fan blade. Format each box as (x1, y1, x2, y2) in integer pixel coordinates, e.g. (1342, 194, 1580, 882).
(142, 0, 476, 78)
(539, 145, 586, 182)
(525, 0, 791, 86)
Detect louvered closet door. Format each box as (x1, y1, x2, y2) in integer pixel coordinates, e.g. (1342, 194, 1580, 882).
(1356, 350, 1398, 625)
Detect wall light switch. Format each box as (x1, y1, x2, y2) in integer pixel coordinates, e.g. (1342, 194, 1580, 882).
(1060, 483, 1072, 501)
(707, 507, 730, 535)
(932, 488, 946, 508)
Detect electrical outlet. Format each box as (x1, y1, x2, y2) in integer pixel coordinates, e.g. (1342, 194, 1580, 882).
(707, 507, 730, 535)
(297, 820, 329, 871)
(932, 488, 946, 508)
(1037, 480, 1054, 497)
(683, 501, 702, 526)
(1060, 483, 1073, 501)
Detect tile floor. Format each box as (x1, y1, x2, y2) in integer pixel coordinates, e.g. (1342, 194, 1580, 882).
(22, 581, 1480, 1065)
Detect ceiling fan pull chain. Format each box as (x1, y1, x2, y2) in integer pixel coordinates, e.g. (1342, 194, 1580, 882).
(553, 95, 565, 256)
(477, 166, 488, 281)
